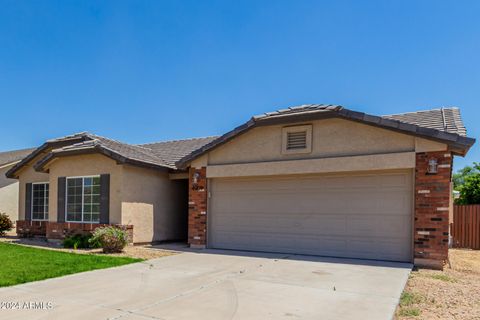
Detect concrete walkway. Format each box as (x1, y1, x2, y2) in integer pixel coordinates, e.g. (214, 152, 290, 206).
(0, 249, 411, 320)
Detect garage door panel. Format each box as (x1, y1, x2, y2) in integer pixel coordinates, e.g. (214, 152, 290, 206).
(212, 232, 350, 256)
(214, 213, 348, 236)
(347, 215, 411, 238)
(210, 171, 413, 262)
(213, 192, 410, 216)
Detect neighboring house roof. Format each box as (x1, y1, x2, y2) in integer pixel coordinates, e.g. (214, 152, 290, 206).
(176, 105, 475, 168)
(0, 148, 36, 167)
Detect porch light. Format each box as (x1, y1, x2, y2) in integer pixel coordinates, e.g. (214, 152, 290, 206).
(192, 172, 201, 190)
(427, 158, 438, 174)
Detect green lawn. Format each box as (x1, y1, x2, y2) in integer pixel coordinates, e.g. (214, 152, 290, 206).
(0, 242, 143, 287)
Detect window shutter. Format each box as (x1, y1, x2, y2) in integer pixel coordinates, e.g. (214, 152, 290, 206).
(25, 183, 32, 221)
(57, 177, 66, 223)
(100, 174, 110, 224)
(286, 131, 307, 150)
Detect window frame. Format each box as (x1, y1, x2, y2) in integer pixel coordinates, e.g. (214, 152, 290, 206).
(281, 124, 313, 155)
(65, 175, 101, 224)
(31, 182, 49, 221)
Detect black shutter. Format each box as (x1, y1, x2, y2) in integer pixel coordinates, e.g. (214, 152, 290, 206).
(25, 183, 32, 221)
(57, 177, 66, 223)
(100, 174, 110, 224)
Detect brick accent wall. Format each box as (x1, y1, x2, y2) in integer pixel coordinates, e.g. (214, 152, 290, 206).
(16, 221, 133, 243)
(414, 151, 453, 269)
(16, 220, 47, 237)
(46, 222, 133, 243)
(188, 167, 207, 247)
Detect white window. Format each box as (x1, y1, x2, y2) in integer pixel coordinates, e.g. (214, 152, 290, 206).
(281, 125, 312, 154)
(66, 176, 101, 223)
(32, 183, 49, 221)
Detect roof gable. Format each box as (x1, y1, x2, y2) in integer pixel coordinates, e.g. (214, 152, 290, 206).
(176, 105, 475, 168)
(5, 133, 93, 178)
(9, 133, 217, 177)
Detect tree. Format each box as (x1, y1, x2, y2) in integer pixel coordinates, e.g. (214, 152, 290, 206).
(453, 162, 480, 189)
(454, 162, 480, 205)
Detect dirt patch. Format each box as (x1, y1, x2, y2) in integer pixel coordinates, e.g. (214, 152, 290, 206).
(0, 236, 176, 260)
(396, 249, 480, 320)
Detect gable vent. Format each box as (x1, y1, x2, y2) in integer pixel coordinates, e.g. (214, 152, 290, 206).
(286, 131, 307, 150)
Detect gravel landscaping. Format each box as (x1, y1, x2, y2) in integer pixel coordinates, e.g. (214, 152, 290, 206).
(396, 249, 480, 319)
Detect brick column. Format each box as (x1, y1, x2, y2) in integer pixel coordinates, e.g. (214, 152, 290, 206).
(414, 151, 452, 269)
(188, 167, 207, 248)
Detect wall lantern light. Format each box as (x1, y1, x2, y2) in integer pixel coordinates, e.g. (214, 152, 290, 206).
(192, 172, 201, 190)
(427, 158, 438, 174)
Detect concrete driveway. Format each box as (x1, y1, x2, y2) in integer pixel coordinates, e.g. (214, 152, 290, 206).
(0, 249, 411, 320)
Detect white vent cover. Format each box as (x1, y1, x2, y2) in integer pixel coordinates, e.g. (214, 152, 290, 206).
(286, 131, 307, 150)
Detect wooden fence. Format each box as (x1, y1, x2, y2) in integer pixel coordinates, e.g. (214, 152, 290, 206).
(451, 204, 480, 249)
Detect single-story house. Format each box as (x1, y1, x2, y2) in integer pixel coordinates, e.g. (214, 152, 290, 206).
(0, 148, 36, 222)
(6, 105, 475, 269)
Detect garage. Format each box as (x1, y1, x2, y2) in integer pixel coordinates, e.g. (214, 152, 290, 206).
(209, 170, 413, 262)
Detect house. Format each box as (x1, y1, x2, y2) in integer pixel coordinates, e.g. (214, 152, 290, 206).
(6, 105, 475, 269)
(0, 148, 36, 223)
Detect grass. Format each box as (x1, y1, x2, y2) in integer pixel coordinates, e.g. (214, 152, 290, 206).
(398, 307, 421, 317)
(399, 292, 424, 307)
(429, 274, 456, 282)
(397, 292, 424, 318)
(0, 242, 143, 287)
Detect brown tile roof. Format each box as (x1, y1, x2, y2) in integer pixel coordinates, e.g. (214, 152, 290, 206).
(253, 104, 343, 120)
(383, 107, 467, 136)
(5, 104, 476, 177)
(0, 148, 36, 166)
(253, 104, 468, 136)
(139, 137, 218, 168)
(32, 133, 218, 172)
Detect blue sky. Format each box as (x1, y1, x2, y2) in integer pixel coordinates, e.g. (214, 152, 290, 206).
(0, 1, 478, 171)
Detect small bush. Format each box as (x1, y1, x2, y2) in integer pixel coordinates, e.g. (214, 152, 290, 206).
(63, 233, 98, 249)
(0, 213, 14, 236)
(90, 226, 129, 253)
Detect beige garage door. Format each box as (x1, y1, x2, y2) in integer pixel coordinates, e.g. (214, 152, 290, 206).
(209, 170, 413, 262)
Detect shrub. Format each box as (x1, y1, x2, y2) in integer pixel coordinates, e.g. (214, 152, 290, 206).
(0, 213, 14, 236)
(63, 233, 98, 249)
(90, 226, 129, 253)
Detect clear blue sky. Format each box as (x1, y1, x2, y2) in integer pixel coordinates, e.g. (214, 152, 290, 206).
(0, 1, 478, 171)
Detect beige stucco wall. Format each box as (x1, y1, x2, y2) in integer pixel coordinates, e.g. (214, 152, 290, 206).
(415, 137, 447, 153)
(206, 152, 416, 178)
(0, 163, 20, 221)
(122, 165, 187, 243)
(192, 118, 448, 170)
(47, 154, 124, 224)
(17, 162, 50, 221)
(207, 118, 416, 165)
(16, 152, 189, 243)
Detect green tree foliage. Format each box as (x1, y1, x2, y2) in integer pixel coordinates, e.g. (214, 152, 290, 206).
(454, 162, 480, 204)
